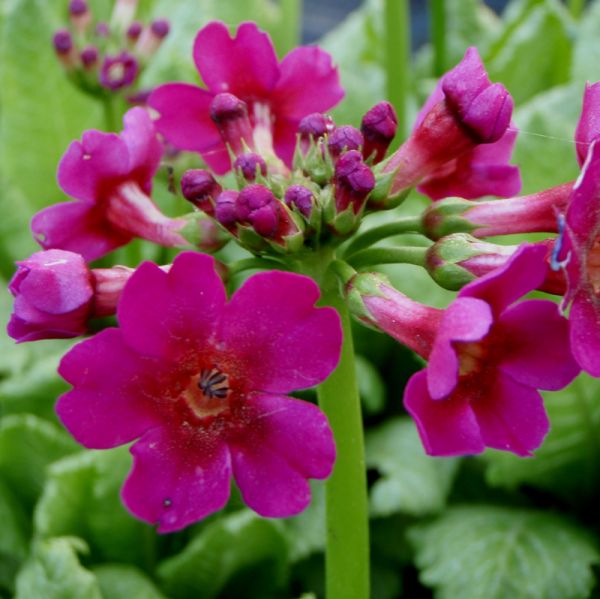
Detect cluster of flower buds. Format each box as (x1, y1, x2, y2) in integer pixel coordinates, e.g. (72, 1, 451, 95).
(52, 0, 169, 98)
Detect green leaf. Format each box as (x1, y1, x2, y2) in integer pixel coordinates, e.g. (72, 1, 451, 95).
(483, 374, 600, 503)
(356, 354, 386, 415)
(93, 564, 167, 599)
(0, 415, 77, 511)
(409, 505, 599, 599)
(366, 418, 459, 518)
(572, 0, 600, 85)
(34, 448, 155, 568)
(14, 537, 102, 599)
(158, 510, 288, 599)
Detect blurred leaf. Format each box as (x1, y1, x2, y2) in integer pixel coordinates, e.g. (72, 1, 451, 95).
(0, 415, 77, 511)
(409, 505, 599, 599)
(366, 418, 459, 518)
(356, 354, 386, 415)
(93, 564, 167, 599)
(572, 0, 600, 85)
(512, 83, 582, 194)
(158, 510, 288, 599)
(14, 537, 102, 599)
(485, 0, 573, 105)
(483, 374, 600, 503)
(34, 447, 155, 568)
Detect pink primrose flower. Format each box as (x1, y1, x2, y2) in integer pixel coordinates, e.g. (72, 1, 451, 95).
(404, 245, 579, 456)
(148, 21, 344, 174)
(56, 252, 341, 532)
(31, 108, 187, 262)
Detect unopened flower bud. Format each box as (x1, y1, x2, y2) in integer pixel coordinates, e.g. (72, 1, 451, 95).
(236, 185, 280, 238)
(210, 93, 254, 156)
(69, 0, 91, 33)
(181, 169, 222, 215)
(298, 113, 335, 153)
(95, 22, 110, 37)
(328, 125, 364, 159)
(53, 30, 77, 68)
(285, 185, 314, 218)
(233, 153, 267, 182)
(151, 18, 170, 38)
(334, 150, 375, 213)
(80, 46, 99, 69)
(361, 101, 397, 163)
(126, 21, 143, 42)
(100, 52, 139, 90)
(215, 190, 239, 230)
(136, 18, 170, 57)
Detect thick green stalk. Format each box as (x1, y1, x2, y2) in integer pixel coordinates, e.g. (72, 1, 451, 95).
(343, 216, 424, 258)
(348, 245, 428, 269)
(317, 271, 370, 599)
(277, 0, 303, 55)
(429, 0, 446, 76)
(102, 96, 120, 132)
(385, 0, 411, 141)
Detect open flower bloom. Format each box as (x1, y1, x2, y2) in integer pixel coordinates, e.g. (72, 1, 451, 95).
(404, 245, 579, 456)
(383, 47, 519, 199)
(31, 107, 186, 262)
(148, 21, 344, 174)
(564, 140, 600, 376)
(56, 252, 341, 532)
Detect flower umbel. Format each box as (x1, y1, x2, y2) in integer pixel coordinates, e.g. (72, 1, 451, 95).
(56, 252, 341, 532)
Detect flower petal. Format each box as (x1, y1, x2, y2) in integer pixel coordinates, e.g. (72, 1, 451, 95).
(459, 244, 548, 315)
(470, 371, 549, 457)
(219, 271, 342, 394)
(427, 297, 493, 400)
(57, 131, 129, 203)
(575, 81, 600, 167)
(498, 299, 579, 390)
(56, 328, 166, 449)
(271, 46, 344, 120)
(118, 252, 226, 359)
(31, 201, 132, 262)
(404, 370, 485, 456)
(272, 117, 300, 168)
(123, 424, 231, 533)
(569, 289, 600, 377)
(193, 21, 279, 99)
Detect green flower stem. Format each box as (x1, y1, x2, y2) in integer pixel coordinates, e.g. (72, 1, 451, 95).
(279, 0, 303, 54)
(385, 0, 411, 141)
(343, 216, 424, 258)
(430, 0, 447, 76)
(101, 95, 120, 132)
(348, 245, 428, 269)
(227, 257, 288, 277)
(569, 0, 585, 18)
(317, 268, 370, 599)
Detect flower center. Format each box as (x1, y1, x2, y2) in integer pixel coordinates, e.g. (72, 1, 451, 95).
(586, 235, 600, 294)
(181, 367, 231, 419)
(455, 341, 487, 377)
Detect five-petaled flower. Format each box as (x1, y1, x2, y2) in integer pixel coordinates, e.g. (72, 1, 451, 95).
(56, 252, 341, 532)
(148, 21, 344, 174)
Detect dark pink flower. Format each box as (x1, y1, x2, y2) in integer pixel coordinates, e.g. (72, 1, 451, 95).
(31, 108, 187, 262)
(405, 245, 578, 456)
(384, 47, 520, 200)
(574, 81, 600, 166)
(564, 140, 600, 376)
(56, 252, 341, 532)
(148, 21, 344, 174)
(100, 52, 139, 90)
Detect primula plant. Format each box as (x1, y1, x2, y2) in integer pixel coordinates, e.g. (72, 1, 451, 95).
(4, 0, 600, 598)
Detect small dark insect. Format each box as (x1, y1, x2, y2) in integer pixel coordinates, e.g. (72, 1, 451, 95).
(198, 368, 229, 399)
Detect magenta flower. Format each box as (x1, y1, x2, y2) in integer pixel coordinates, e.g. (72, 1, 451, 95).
(31, 108, 187, 262)
(56, 252, 341, 532)
(563, 140, 600, 376)
(404, 245, 578, 456)
(384, 47, 520, 200)
(148, 21, 344, 174)
(7, 250, 93, 342)
(575, 81, 600, 166)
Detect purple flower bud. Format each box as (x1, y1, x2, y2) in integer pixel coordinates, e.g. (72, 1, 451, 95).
(298, 113, 335, 140)
(236, 184, 280, 238)
(53, 30, 73, 55)
(69, 0, 88, 16)
(100, 52, 139, 90)
(361, 102, 398, 163)
(210, 93, 255, 156)
(151, 18, 170, 39)
(284, 185, 314, 218)
(181, 169, 222, 215)
(215, 190, 240, 229)
(7, 250, 94, 342)
(233, 153, 267, 182)
(334, 150, 375, 213)
(95, 22, 110, 37)
(80, 46, 99, 69)
(127, 21, 143, 42)
(328, 126, 364, 159)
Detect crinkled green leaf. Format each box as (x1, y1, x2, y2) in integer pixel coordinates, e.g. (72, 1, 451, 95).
(483, 374, 600, 502)
(14, 537, 102, 599)
(158, 510, 288, 599)
(34, 448, 154, 568)
(92, 564, 167, 599)
(409, 505, 599, 599)
(0, 415, 77, 511)
(366, 418, 459, 518)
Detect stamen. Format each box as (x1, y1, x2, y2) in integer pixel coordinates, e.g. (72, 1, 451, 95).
(198, 368, 230, 399)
